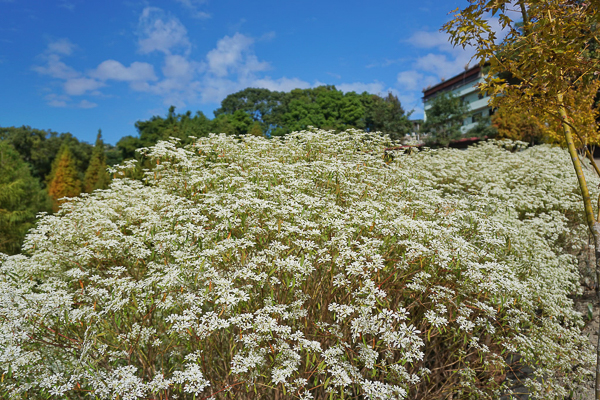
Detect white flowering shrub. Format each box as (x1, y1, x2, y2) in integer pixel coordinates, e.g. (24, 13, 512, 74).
(0, 130, 594, 399)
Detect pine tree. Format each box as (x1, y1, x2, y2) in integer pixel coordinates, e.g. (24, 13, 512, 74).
(48, 144, 82, 212)
(84, 130, 110, 193)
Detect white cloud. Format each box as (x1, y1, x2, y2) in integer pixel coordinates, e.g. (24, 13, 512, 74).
(259, 31, 276, 41)
(59, 1, 75, 11)
(197, 76, 310, 104)
(173, 0, 211, 19)
(205, 33, 269, 78)
(90, 60, 158, 82)
(336, 81, 388, 94)
(77, 99, 97, 109)
(415, 51, 474, 80)
(397, 70, 423, 91)
(249, 77, 311, 92)
(366, 58, 404, 69)
(64, 77, 104, 96)
(46, 38, 76, 55)
(397, 70, 439, 92)
(33, 12, 318, 110)
(44, 93, 96, 109)
(32, 54, 79, 79)
(48, 100, 68, 107)
(46, 95, 68, 107)
(198, 78, 241, 104)
(127, 54, 201, 106)
(33, 39, 79, 79)
(407, 30, 454, 52)
(406, 26, 477, 80)
(396, 92, 422, 116)
(137, 7, 191, 55)
(406, 7, 518, 82)
(162, 55, 194, 80)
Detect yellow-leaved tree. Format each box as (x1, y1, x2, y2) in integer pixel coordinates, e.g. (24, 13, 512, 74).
(443, 0, 600, 395)
(491, 105, 549, 145)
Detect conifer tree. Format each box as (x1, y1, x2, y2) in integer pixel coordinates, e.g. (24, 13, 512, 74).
(84, 130, 110, 193)
(47, 144, 82, 212)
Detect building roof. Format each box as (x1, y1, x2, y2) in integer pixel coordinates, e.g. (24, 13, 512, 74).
(422, 64, 482, 101)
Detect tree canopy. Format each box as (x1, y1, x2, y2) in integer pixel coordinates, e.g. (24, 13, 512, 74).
(0, 141, 50, 254)
(213, 85, 413, 137)
(422, 92, 468, 146)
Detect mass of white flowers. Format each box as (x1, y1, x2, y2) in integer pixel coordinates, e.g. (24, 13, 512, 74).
(0, 129, 595, 399)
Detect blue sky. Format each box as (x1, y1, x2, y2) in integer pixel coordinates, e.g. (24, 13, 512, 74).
(0, 0, 483, 145)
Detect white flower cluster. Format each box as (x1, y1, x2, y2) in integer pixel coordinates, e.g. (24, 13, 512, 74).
(0, 130, 594, 399)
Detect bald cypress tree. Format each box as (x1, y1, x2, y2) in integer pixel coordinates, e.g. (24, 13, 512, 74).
(84, 131, 110, 193)
(47, 144, 82, 212)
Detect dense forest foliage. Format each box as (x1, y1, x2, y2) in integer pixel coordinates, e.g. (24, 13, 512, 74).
(0, 127, 121, 254)
(115, 85, 414, 160)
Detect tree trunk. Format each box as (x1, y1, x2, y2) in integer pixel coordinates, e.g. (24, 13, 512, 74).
(557, 93, 600, 399)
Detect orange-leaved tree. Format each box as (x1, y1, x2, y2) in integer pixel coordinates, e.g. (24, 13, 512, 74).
(443, 0, 600, 395)
(48, 144, 83, 212)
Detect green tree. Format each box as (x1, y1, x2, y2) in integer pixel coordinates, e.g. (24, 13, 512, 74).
(279, 88, 327, 133)
(84, 130, 110, 193)
(422, 92, 468, 146)
(213, 86, 415, 138)
(215, 87, 286, 129)
(210, 114, 237, 136)
(364, 92, 412, 140)
(47, 144, 83, 212)
(228, 109, 254, 135)
(0, 142, 50, 254)
(104, 143, 124, 167)
(339, 91, 367, 130)
(248, 121, 264, 137)
(0, 126, 93, 185)
(466, 120, 498, 140)
(118, 106, 214, 160)
(276, 86, 368, 134)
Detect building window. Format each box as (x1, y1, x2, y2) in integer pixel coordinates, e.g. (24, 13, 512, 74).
(478, 93, 484, 100)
